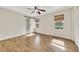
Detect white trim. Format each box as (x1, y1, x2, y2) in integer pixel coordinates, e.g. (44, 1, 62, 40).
(37, 32, 73, 40)
(0, 32, 26, 41)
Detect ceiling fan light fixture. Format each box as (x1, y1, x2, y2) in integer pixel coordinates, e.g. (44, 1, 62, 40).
(27, 6, 46, 15)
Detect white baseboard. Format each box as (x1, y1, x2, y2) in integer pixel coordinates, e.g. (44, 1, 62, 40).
(0, 32, 26, 41)
(37, 32, 72, 40)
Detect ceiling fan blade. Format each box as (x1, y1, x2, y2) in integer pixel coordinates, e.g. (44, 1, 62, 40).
(31, 11, 35, 14)
(39, 9, 46, 12)
(34, 6, 37, 9)
(38, 11, 41, 14)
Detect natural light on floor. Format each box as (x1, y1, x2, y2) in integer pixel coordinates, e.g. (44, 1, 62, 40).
(50, 39, 65, 50)
(26, 33, 35, 37)
(34, 34, 41, 47)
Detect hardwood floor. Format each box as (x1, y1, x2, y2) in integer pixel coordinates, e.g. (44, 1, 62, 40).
(0, 33, 78, 52)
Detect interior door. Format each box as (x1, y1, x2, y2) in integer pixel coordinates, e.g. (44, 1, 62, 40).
(26, 18, 30, 34)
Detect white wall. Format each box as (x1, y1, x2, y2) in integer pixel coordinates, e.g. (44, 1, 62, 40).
(72, 7, 79, 48)
(0, 8, 26, 40)
(37, 8, 73, 40)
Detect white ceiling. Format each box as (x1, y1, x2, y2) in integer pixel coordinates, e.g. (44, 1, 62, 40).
(1, 6, 72, 17)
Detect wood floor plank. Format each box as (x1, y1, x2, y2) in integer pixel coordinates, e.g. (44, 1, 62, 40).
(0, 33, 78, 52)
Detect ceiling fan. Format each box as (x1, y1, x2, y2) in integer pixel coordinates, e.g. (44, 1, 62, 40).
(27, 6, 46, 15)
